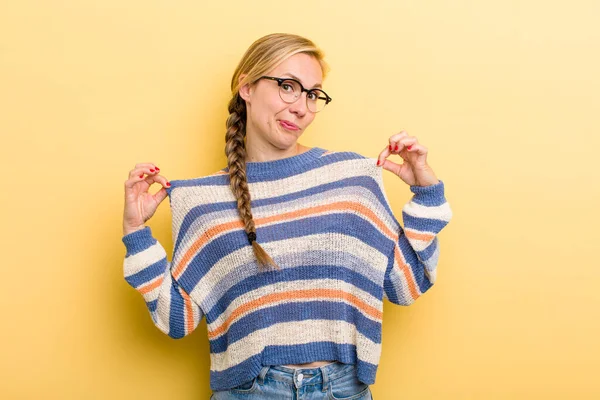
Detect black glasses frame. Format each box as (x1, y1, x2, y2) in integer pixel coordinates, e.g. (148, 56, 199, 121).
(258, 75, 332, 112)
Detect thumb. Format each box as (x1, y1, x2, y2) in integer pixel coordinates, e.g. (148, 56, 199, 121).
(380, 158, 402, 176)
(152, 187, 169, 204)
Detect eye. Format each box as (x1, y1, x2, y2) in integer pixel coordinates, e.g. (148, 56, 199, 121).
(281, 82, 295, 92)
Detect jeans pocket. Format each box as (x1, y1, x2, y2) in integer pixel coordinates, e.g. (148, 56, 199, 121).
(229, 376, 258, 394)
(328, 368, 371, 400)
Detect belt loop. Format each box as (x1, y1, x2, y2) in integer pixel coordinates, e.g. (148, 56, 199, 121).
(319, 364, 330, 393)
(257, 365, 270, 384)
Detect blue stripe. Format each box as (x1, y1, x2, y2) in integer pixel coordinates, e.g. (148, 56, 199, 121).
(408, 180, 447, 206)
(383, 253, 401, 304)
(168, 281, 186, 339)
(209, 352, 264, 391)
(147, 299, 158, 312)
(403, 212, 449, 233)
(121, 226, 156, 256)
(125, 257, 166, 288)
(209, 301, 381, 354)
(166, 149, 364, 191)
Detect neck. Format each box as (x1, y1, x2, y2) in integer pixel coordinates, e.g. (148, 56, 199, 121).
(245, 135, 305, 163)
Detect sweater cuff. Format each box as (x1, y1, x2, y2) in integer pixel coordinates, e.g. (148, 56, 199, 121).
(409, 180, 446, 206)
(121, 226, 156, 256)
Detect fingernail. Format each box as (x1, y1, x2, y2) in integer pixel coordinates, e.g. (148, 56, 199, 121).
(150, 169, 154, 172)
(395, 145, 398, 150)
(388, 145, 392, 151)
(155, 166, 160, 170)
(407, 145, 412, 150)
(139, 174, 144, 178)
(376, 160, 380, 166)
(166, 182, 171, 186)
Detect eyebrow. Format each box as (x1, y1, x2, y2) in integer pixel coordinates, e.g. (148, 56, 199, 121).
(282, 73, 322, 89)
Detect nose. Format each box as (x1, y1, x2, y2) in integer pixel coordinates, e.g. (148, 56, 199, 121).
(288, 91, 308, 116)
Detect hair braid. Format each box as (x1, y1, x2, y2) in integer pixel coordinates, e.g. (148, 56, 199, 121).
(225, 93, 280, 271)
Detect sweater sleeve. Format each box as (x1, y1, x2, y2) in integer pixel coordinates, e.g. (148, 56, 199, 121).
(381, 179, 453, 306)
(121, 226, 204, 338)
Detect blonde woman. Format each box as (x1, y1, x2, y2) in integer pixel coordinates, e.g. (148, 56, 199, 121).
(121, 33, 452, 399)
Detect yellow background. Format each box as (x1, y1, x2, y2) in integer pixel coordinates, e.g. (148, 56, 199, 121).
(1, 0, 599, 398)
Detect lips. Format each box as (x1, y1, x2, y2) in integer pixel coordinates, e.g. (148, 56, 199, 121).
(279, 120, 299, 130)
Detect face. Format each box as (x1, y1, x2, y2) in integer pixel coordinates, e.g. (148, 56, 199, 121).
(238, 53, 324, 150)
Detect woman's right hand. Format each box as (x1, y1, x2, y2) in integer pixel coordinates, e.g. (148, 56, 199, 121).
(123, 162, 171, 236)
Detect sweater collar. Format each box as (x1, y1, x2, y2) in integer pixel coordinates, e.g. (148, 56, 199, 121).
(224, 146, 326, 177)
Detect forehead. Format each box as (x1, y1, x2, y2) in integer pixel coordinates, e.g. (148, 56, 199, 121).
(269, 53, 323, 88)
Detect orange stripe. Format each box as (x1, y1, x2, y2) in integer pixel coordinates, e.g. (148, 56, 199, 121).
(405, 230, 435, 242)
(139, 276, 164, 295)
(392, 245, 419, 301)
(172, 200, 399, 279)
(207, 288, 382, 339)
(172, 219, 245, 278)
(182, 288, 195, 334)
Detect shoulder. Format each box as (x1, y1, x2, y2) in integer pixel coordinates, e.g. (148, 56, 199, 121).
(165, 168, 230, 199)
(318, 148, 380, 175)
(317, 148, 376, 163)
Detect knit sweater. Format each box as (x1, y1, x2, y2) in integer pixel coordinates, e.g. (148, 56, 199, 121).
(121, 146, 453, 391)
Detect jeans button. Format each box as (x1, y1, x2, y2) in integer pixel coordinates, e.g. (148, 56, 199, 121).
(297, 373, 304, 383)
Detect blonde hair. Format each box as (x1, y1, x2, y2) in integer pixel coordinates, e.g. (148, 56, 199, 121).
(225, 33, 330, 272)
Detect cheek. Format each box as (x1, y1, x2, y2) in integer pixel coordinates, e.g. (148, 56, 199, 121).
(250, 102, 273, 127)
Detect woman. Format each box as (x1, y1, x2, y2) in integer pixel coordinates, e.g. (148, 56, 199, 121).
(122, 33, 452, 399)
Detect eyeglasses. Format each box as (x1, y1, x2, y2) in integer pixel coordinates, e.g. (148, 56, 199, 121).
(257, 75, 332, 113)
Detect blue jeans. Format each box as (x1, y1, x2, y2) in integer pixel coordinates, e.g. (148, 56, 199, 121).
(210, 361, 373, 399)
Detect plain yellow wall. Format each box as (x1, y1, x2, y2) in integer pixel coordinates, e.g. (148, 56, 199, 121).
(1, 0, 599, 398)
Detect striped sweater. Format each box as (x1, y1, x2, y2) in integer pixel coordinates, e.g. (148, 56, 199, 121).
(121, 146, 453, 391)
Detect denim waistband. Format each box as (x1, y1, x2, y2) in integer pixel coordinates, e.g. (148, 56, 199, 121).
(256, 361, 356, 391)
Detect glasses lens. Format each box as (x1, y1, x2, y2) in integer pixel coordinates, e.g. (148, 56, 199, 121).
(279, 79, 301, 103)
(307, 90, 328, 112)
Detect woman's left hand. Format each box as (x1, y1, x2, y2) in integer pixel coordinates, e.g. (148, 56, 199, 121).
(376, 130, 440, 187)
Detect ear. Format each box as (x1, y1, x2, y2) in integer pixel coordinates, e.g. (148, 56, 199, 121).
(238, 73, 252, 102)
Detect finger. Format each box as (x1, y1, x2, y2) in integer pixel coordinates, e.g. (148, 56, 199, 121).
(391, 137, 418, 154)
(376, 143, 393, 166)
(129, 163, 160, 178)
(134, 162, 160, 170)
(388, 131, 408, 151)
(128, 165, 161, 180)
(141, 173, 170, 189)
(124, 173, 152, 190)
(125, 171, 170, 189)
(405, 143, 428, 155)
